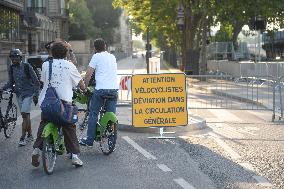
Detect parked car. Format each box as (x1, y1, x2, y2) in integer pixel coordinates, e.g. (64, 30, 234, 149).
(132, 51, 138, 58)
(25, 54, 49, 81)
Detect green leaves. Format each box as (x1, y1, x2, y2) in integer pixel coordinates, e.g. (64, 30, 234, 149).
(69, 0, 121, 44)
(113, 0, 284, 50)
(69, 0, 95, 40)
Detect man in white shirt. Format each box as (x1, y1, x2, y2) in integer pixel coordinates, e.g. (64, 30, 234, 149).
(79, 38, 119, 146)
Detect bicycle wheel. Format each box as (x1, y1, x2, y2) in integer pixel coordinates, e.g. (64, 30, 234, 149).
(42, 136, 57, 175)
(4, 103, 17, 138)
(100, 121, 117, 155)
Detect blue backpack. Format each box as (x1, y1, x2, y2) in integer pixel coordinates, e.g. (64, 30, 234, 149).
(40, 60, 78, 126)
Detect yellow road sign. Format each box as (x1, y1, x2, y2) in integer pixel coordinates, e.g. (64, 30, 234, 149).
(132, 73, 187, 127)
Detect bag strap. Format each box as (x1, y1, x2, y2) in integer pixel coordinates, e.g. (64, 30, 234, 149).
(48, 59, 53, 86)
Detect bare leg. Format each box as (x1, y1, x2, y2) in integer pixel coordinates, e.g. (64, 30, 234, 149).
(26, 113, 32, 135)
(21, 113, 27, 139)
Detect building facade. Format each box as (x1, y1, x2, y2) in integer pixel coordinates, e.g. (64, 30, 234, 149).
(0, 0, 69, 83)
(24, 0, 69, 54)
(0, 0, 25, 82)
(112, 10, 132, 57)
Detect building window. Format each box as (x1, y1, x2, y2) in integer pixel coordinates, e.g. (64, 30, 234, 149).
(27, 0, 46, 14)
(0, 5, 20, 41)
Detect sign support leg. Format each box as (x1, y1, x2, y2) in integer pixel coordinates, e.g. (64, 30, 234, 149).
(148, 127, 176, 139)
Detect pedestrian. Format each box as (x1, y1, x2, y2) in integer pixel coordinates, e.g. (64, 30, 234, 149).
(31, 41, 86, 167)
(1, 49, 40, 146)
(79, 38, 119, 146)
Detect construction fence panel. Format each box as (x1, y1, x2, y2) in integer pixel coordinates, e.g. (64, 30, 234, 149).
(208, 60, 284, 79)
(273, 75, 284, 121)
(117, 74, 133, 105)
(186, 75, 274, 111)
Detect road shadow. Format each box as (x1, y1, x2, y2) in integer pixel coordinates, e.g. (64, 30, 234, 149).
(176, 137, 268, 189)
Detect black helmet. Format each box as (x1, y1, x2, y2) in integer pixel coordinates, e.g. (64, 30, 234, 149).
(9, 49, 22, 58)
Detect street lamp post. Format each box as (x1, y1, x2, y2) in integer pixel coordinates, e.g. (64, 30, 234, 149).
(176, 0, 185, 71)
(146, 27, 150, 74)
(177, 0, 185, 31)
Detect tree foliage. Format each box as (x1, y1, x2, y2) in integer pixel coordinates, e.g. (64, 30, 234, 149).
(114, 0, 284, 49)
(86, 0, 121, 45)
(113, 0, 181, 50)
(69, 0, 95, 40)
(69, 0, 121, 44)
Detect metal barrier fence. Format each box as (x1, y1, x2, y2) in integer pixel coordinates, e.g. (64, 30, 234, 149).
(273, 75, 284, 121)
(186, 75, 275, 111)
(208, 60, 284, 78)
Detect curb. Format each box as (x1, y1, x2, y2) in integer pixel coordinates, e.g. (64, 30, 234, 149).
(117, 113, 207, 133)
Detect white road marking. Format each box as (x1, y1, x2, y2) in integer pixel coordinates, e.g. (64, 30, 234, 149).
(239, 162, 255, 172)
(174, 178, 196, 189)
(157, 164, 172, 172)
(253, 176, 273, 187)
(210, 133, 273, 187)
(209, 133, 241, 160)
(122, 136, 157, 160)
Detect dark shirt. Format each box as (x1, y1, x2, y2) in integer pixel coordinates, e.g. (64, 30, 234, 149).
(2, 62, 40, 98)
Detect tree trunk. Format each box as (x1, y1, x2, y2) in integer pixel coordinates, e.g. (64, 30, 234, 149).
(182, 0, 202, 73)
(199, 18, 208, 75)
(232, 23, 243, 50)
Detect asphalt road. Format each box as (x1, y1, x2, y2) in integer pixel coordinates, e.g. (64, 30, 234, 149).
(0, 56, 282, 189)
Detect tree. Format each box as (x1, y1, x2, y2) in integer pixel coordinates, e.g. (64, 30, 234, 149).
(114, 0, 284, 73)
(86, 0, 121, 45)
(69, 0, 95, 40)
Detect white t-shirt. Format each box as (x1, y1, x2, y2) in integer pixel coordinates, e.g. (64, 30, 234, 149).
(89, 51, 119, 90)
(39, 59, 82, 105)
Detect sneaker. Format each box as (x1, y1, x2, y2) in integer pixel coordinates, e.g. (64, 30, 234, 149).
(26, 134, 34, 142)
(31, 148, 40, 167)
(18, 137, 26, 147)
(79, 138, 93, 147)
(65, 153, 72, 159)
(72, 155, 83, 167)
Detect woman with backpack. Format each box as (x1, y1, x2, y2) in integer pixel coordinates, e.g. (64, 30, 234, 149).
(31, 41, 86, 167)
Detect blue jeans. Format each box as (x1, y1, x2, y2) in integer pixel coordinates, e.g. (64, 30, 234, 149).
(86, 89, 118, 143)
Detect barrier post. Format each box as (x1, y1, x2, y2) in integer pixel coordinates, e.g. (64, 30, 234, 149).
(280, 77, 283, 119)
(148, 127, 175, 139)
(272, 79, 276, 122)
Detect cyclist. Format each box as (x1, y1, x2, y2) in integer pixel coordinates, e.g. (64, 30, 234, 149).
(79, 38, 119, 147)
(31, 41, 86, 167)
(1, 49, 40, 146)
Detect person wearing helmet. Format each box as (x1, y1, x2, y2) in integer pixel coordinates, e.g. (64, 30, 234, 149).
(1, 49, 40, 146)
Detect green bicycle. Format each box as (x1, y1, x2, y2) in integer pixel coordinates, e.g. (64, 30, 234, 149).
(74, 88, 118, 155)
(41, 123, 66, 175)
(41, 89, 118, 175)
